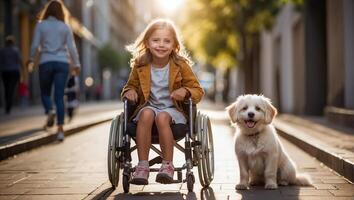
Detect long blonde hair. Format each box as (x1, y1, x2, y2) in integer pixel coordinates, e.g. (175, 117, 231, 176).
(126, 18, 192, 68)
(37, 0, 69, 23)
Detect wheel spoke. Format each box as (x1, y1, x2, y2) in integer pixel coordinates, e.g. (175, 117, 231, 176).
(196, 113, 206, 186)
(107, 118, 115, 184)
(206, 117, 215, 182)
(201, 114, 210, 186)
(107, 113, 124, 188)
(112, 116, 119, 187)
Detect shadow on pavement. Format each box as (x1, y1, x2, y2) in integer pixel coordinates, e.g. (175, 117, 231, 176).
(200, 187, 216, 200)
(114, 192, 188, 200)
(0, 128, 44, 145)
(90, 187, 115, 200)
(107, 187, 216, 200)
(236, 185, 301, 199)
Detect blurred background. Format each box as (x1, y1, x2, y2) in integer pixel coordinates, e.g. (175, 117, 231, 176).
(0, 0, 353, 127)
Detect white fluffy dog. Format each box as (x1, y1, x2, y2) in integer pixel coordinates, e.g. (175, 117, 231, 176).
(226, 94, 311, 190)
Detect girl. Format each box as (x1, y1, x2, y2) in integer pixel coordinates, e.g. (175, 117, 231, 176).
(28, 0, 80, 141)
(122, 19, 204, 185)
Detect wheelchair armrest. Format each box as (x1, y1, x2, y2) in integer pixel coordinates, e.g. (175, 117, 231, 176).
(123, 98, 138, 120)
(182, 98, 197, 121)
(182, 98, 197, 134)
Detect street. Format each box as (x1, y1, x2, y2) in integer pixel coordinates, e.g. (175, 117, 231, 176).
(0, 114, 353, 200)
(1, 0, 353, 199)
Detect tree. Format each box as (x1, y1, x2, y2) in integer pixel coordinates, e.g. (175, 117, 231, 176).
(97, 43, 129, 71)
(180, 0, 239, 70)
(180, 0, 302, 94)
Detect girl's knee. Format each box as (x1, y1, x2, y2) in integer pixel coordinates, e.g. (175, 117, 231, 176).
(139, 109, 155, 123)
(155, 112, 171, 127)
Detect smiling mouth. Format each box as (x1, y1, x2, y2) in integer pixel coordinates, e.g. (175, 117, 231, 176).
(244, 119, 257, 128)
(155, 49, 167, 53)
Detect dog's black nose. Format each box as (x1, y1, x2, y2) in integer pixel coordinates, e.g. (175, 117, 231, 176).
(248, 112, 255, 118)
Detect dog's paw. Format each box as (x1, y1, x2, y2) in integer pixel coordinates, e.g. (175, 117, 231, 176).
(265, 183, 278, 189)
(249, 180, 263, 186)
(235, 184, 248, 190)
(278, 180, 289, 186)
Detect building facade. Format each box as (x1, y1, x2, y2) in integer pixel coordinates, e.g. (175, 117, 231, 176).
(0, 0, 148, 107)
(258, 0, 354, 127)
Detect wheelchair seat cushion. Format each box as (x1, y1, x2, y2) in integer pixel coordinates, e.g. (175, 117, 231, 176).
(126, 122, 188, 144)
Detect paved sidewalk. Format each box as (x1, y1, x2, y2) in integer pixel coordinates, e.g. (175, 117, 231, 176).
(87, 121, 354, 199)
(0, 100, 353, 185)
(0, 103, 115, 123)
(0, 101, 123, 160)
(0, 101, 122, 138)
(274, 114, 354, 183)
(0, 118, 352, 200)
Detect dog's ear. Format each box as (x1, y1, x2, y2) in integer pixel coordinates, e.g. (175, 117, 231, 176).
(226, 102, 238, 123)
(264, 99, 277, 124)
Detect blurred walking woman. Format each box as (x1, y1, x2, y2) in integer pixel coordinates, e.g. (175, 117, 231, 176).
(0, 36, 22, 114)
(28, 0, 81, 141)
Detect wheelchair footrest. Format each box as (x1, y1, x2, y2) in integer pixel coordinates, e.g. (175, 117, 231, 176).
(145, 167, 184, 183)
(149, 167, 184, 172)
(170, 179, 182, 183)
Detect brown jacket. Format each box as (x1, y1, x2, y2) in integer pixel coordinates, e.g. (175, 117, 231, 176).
(121, 60, 204, 120)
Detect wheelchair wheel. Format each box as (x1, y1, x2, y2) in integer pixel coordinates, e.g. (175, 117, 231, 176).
(123, 171, 130, 193)
(187, 173, 195, 192)
(195, 112, 205, 186)
(107, 113, 124, 188)
(196, 113, 214, 187)
(202, 115, 214, 184)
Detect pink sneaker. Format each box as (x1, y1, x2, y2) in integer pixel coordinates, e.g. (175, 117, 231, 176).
(156, 163, 174, 184)
(130, 165, 149, 185)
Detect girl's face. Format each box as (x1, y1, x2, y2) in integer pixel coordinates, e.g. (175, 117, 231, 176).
(147, 28, 175, 63)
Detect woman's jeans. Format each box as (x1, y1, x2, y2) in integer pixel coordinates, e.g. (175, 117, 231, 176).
(1, 70, 20, 114)
(39, 61, 69, 125)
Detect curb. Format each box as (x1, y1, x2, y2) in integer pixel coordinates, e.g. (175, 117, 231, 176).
(0, 116, 114, 161)
(274, 120, 354, 183)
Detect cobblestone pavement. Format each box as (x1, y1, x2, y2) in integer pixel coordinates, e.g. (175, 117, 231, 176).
(0, 118, 353, 200)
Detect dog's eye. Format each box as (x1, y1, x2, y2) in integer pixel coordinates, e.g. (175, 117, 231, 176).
(255, 106, 261, 111)
(242, 106, 248, 111)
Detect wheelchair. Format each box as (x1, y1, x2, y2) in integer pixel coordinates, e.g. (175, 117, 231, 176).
(107, 98, 214, 193)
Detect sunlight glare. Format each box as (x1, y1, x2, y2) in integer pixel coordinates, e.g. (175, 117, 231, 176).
(158, 0, 185, 13)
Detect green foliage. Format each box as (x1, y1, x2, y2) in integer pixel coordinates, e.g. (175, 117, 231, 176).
(97, 44, 129, 71)
(180, 0, 239, 69)
(180, 0, 303, 69)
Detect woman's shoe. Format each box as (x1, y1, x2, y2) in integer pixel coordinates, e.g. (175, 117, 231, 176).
(46, 111, 56, 127)
(57, 131, 65, 141)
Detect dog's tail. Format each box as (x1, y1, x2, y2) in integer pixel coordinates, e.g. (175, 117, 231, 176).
(293, 173, 312, 186)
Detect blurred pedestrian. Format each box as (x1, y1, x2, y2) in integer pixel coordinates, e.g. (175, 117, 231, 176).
(0, 35, 22, 114)
(18, 80, 29, 108)
(27, 0, 81, 141)
(94, 83, 102, 101)
(65, 73, 79, 122)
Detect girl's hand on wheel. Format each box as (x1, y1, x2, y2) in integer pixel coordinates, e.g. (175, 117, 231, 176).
(170, 87, 189, 101)
(124, 89, 138, 103)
